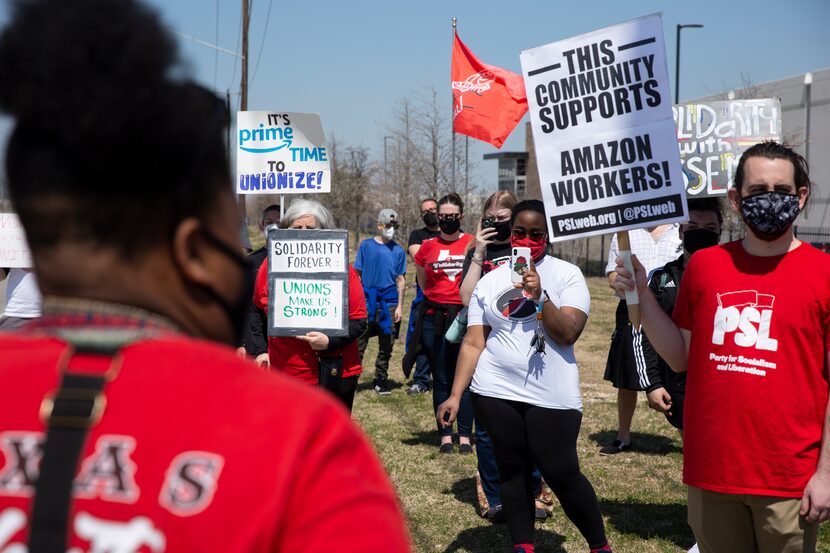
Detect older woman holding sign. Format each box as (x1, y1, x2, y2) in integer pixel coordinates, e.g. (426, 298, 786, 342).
(253, 199, 368, 411)
(438, 200, 610, 553)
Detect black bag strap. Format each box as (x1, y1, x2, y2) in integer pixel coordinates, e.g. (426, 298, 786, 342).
(28, 339, 125, 552)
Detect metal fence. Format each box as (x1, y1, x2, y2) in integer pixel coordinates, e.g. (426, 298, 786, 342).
(550, 235, 611, 278)
(795, 226, 830, 253)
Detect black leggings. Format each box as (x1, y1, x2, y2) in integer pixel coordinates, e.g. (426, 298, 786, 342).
(472, 394, 607, 549)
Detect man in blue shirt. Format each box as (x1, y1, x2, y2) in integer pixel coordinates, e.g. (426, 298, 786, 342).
(356, 209, 407, 395)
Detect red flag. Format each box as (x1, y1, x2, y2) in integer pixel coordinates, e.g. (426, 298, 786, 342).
(452, 34, 527, 149)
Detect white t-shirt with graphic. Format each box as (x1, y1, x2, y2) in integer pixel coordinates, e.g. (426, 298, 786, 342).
(468, 256, 590, 410)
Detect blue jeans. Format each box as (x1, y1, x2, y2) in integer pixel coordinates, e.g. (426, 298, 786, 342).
(475, 416, 543, 509)
(422, 314, 472, 438)
(406, 288, 430, 390)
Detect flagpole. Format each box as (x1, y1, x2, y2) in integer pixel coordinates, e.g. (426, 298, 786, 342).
(451, 17, 457, 191)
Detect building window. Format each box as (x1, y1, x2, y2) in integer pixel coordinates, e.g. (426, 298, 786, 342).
(517, 179, 526, 198)
(516, 158, 526, 176)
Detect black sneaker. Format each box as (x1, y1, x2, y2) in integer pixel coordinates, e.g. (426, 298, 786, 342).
(485, 504, 505, 523)
(405, 383, 428, 396)
(373, 381, 391, 396)
(599, 439, 631, 455)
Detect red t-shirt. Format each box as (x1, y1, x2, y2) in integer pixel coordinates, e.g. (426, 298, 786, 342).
(414, 234, 473, 305)
(0, 324, 409, 552)
(254, 262, 367, 383)
(673, 241, 830, 497)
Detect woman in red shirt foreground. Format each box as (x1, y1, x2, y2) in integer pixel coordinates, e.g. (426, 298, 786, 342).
(254, 199, 368, 411)
(0, 1, 409, 550)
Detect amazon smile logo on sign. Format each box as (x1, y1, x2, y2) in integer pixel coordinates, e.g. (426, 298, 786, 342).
(239, 113, 294, 153)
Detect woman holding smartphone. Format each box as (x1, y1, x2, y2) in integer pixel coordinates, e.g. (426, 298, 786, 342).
(437, 200, 611, 553)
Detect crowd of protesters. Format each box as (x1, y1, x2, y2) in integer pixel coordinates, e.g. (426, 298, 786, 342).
(0, 1, 828, 553)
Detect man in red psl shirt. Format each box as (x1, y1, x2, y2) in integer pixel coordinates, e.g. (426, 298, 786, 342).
(614, 141, 830, 553)
(0, 0, 410, 551)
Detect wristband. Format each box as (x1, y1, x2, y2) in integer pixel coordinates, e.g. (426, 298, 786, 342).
(471, 256, 483, 265)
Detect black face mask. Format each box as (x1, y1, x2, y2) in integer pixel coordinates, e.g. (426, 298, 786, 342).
(438, 217, 461, 235)
(492, 220, 512, 241)
(200, 230, 256, 346)
(739, 191, 801, 241)
(683, 228, 719, 255)
(422, 212, 438, 227)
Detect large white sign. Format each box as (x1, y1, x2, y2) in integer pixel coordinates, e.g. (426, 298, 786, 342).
(236, 111, 331, 195)
(271, 278, 345, 331)
(674, 98, 781, 197)
(521, 14, 687, 242)
(0, 213, 32, 268)
(266, 229, 349, 337)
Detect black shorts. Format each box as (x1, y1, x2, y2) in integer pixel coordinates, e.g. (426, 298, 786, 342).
(603, 301, 649, 391)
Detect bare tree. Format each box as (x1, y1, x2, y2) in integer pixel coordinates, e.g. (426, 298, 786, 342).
(382, 87, 484, 239)
(327, 135, 375, 246)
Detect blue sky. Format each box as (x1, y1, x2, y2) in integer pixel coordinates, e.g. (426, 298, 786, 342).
(1, 0, 829, 192)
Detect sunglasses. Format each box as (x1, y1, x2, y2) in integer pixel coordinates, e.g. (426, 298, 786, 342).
(438, 213, 461, 221)
(381, 222, 399, 229)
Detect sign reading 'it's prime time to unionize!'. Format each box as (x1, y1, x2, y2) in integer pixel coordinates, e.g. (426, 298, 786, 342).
(521, 14, 687, 242)
(266, 229, 349, 337)
(236, 111, 331, 194)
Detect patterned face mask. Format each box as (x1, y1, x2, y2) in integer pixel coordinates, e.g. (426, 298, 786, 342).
(739, 191, 801, 241)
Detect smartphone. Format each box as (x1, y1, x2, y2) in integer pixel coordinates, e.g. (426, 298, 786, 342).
(511, 247, 531, 283)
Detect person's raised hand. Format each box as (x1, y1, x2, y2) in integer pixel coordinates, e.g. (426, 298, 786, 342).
(514, 256, 542, 302)
(613, 254, 648, 297)
(474, 222, 497, 258)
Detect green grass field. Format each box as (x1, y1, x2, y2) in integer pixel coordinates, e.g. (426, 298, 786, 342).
(350, 276, 829, 553)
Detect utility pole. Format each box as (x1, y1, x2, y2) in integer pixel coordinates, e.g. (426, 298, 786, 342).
(675, 24, 703, 104)
(238, 0, 250, 220)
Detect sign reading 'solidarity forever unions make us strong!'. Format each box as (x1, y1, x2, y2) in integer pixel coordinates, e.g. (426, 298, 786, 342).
(267, 228, 349, 337)
(521, 14, 687, 242)
(236, 111, 331, 194)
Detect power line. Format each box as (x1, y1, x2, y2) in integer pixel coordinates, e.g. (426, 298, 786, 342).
(213, 0, 220, 89)
(227, 0, 245, 91)
(250, 0, 273, 88)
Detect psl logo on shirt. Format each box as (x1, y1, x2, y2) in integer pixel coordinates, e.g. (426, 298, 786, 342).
(711, 290, 778, 351)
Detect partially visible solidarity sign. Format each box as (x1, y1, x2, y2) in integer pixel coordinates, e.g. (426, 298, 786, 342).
(266, 229, 349, 337)
(236, 111, 331, 195)
(521, 14, 687, 242)
(674, 98, 781, 197)
(0, 213, 32, 268)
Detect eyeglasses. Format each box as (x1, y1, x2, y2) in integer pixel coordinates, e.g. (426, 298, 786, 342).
(437, 213, 461, 221)
(381, 222, 399, 229)
(511, 228, 546, 241)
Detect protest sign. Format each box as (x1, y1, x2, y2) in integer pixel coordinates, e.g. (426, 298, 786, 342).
(674, 98, 781, 197)
(266, 228, 349, 337)
(0, 213, 32, 268)
(236, 111, 331, 195)
(521, 14, 687, 242)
